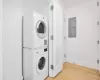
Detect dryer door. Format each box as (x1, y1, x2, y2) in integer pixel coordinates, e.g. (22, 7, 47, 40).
(36, 21, 47, 39)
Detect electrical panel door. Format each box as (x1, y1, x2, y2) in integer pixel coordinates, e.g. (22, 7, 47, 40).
(68, 17, 76, 38)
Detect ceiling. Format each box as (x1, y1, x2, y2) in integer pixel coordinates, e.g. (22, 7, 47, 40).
(59, 0, 92, 9)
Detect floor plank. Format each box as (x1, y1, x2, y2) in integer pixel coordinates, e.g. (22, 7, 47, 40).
(45, 63, 100, 80)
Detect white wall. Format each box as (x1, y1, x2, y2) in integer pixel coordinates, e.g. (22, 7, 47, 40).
(0, 0, 3, 80)
(65, 0, 99, 69)
(59, 0, 92, 9)
(3, 0, 23, 80)
(3, 0, 49, 80)
(23, 0, 49, 18)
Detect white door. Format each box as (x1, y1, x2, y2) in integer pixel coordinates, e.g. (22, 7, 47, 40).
(49, 1, 63, 77)
(0, 0, 3, 79)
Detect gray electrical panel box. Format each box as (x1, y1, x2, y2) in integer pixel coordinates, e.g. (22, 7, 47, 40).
(68, 17, 76, 38)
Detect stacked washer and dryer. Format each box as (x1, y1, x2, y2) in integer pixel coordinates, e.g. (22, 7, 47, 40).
(23, 12, 48, 80)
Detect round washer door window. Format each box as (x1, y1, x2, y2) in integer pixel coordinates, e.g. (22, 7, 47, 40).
(38, 57, 46, 70)
(36, 21, 47, 39)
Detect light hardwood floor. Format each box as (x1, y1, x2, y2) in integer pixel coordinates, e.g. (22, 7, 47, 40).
(45, 63, 100, 80)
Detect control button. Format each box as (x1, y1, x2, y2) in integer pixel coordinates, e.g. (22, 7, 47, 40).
(44, 48, 47, 52)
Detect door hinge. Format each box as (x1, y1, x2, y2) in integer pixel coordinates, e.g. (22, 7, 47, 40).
(50, 5, 54, 10)
(97, 1, 99, 6)
(51, 65, 54, 70)
(97, 21, 99, 25)
(97, 59, 99, 64)
(50, 35, 54, 40)
(97, 40, 100, 44)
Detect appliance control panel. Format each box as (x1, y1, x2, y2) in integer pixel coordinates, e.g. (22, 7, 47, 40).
(44, 48, 47, 52)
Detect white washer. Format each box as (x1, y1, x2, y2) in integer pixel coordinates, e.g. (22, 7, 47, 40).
(34, 49, 48, 80)
(33, 12, 48, 49)
(23, 12, 48, 80)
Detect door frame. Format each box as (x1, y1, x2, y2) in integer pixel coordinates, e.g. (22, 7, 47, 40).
(49, 0, 54, 77)
(0, 0, 3, 79)
(49, 0, 63, 77)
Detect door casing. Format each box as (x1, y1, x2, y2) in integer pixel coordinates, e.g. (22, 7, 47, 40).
(49, 0, 63, 77)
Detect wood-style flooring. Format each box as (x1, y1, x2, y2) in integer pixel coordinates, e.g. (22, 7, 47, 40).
(45, 63, 100, 80)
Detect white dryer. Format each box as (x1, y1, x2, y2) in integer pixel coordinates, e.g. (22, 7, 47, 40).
(23, 11, 48, 50)
(33, 12, 48, 49)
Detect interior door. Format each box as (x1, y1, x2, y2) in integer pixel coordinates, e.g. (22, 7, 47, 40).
(49, 1, 63, 77)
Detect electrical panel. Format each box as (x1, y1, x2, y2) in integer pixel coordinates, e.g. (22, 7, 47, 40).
(68, 17, 76, 38)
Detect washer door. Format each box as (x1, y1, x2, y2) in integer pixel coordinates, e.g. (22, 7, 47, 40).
(36, 56, 47, 74)
(38, 57, 46, 70)
(36, 21, 47, 39)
